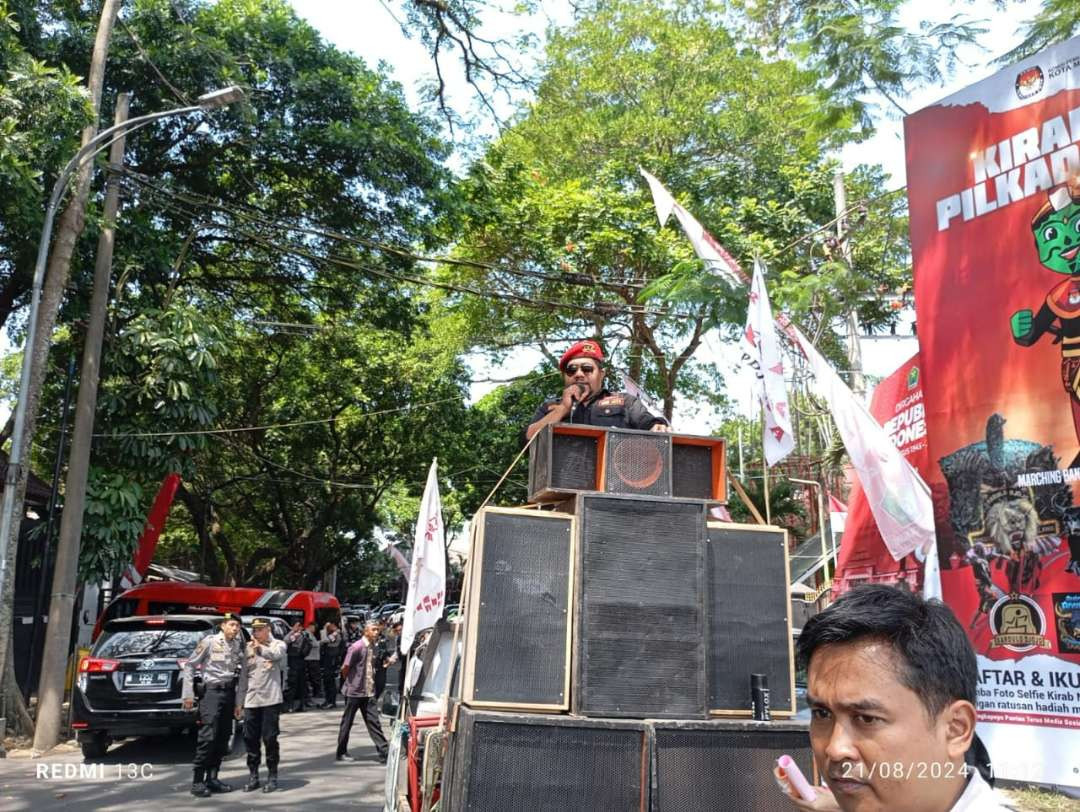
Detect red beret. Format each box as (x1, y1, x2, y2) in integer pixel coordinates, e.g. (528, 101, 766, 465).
(559, 340, 604, 371)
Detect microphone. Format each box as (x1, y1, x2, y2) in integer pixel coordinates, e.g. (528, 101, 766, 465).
(569, 382, 587, 422)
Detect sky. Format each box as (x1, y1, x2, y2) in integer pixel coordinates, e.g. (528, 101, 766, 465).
(284, 1, 1034, 435)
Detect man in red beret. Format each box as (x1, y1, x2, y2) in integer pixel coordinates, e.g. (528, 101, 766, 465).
(524, 339, 670, 443)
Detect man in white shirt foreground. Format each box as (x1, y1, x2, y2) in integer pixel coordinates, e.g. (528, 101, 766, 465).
(776, 584, 1008, 812)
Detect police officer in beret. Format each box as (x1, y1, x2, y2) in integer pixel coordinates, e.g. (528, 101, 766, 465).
(242, 618, 287, 793)
(524, 339, 670, 443)
(182, 613, 249, 797)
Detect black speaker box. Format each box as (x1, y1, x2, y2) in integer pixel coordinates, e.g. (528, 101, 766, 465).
(462, 508, 575, 711)
(573, 493, 708, 719)
(706, 522, 796, 716)
(443, 707, 650, 812)
(651, 719, 814, 812)
(528, 425, 725, 504)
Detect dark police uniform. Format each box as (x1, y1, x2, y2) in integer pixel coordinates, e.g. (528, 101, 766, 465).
(524, 388, 667, 444)
(182, 621, 249, 797)
(242, 620, 287, 793)
(284, 627, 311, 711)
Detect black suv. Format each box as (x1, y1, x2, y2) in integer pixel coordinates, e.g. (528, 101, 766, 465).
(72, 614, 246, 759)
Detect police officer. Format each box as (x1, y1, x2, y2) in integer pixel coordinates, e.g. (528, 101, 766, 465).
(523, 339, 670, 443)
(182, 613, 249, 797)
(283, 621, 311, 712)
(242, 618, 287, 793)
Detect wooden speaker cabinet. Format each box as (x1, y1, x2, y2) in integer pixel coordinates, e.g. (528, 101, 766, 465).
(706, 522, 796, 717)
(443, 707, 650, 812)
(528, 424, 726, 504)
(651, 718, 814, 811)
(462, 507, 575, 711)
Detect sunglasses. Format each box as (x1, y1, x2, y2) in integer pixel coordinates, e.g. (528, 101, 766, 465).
(565, 363, 597, 375)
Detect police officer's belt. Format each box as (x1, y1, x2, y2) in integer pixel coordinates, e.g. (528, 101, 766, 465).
(204, 680, 236, 691)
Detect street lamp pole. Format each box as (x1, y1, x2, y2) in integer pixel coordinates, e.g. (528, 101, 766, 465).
(0, 86, 244, 615)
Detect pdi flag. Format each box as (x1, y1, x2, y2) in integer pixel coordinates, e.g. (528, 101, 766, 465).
(791, 326, 934, 560)
(401, 458, 446, 654)
(742, 261, 794, 466)
(640, 168, 744, 286)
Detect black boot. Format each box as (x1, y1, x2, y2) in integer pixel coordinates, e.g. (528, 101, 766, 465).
(206, 767, 234, 793)
(190, 768, 211, 798)
(243, 770, 260, 792)
(263, 768, 278, 793)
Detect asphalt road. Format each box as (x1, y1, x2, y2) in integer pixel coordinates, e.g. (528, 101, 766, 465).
(0, 706, 391, 811)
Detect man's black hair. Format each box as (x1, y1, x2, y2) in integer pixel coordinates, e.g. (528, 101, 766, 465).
(797, 584, 977, 718)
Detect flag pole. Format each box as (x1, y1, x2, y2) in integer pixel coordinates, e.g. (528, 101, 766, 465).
(761, 405, 772, 525)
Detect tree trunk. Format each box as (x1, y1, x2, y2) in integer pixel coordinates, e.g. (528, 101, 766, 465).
(0, 0, 119, 736)
(33, 92, 129, 755)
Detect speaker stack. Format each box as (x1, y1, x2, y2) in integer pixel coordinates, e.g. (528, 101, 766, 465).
(446, 424, 813, 811)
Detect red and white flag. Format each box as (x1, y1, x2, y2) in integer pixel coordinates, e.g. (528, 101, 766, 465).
(640, 169, 744, 286)
(641, 168, 934, 561)
(401, 458, 446, 653)
(742, 261, 794, 466)
(827, 493, 847, 534)
(790, 325, 933, 560)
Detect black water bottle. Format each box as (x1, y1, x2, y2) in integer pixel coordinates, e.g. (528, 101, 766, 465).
(751, 673, 770, 721)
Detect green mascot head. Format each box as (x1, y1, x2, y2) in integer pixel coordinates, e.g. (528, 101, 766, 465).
(1032, 183, 1080, 275)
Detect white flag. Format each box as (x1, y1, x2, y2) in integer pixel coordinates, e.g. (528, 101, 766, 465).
(642, 167, 935, 561)
(790, 326, 934, 560)
(742, 261, 794, 466)
(401, 458, 446, 653)
(620, 373, 664, 419)
(640, 169, 743, 286)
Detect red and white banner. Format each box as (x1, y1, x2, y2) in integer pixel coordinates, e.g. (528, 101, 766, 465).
(386, 544, 410, 579)
(905, 34, 1080, 786)
(742, 261, 794, 466)
(641, 169, 744, 286)
(401, 458, 446, 654)
(641, 168, 935, 560)
(835, 354, 930, 595)
(791, 326, 935, 560)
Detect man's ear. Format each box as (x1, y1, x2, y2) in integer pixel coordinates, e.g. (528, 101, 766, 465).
(941, 699, 977, 759)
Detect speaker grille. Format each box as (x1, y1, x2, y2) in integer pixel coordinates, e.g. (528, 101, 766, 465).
(606, 433, 671, 496)
(672, 444, 713, 499)
(707, 525, 793, 713)
(457, 715, 647, 811)
(470, 512, 571, 706)
(551, 433, 599, 491)
(654, 725, 814, 812)
(578, 496, 705, 718)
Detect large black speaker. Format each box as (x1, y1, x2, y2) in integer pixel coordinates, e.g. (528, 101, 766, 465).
(706, 522, 796, 716)
(573, 494, 707, 719)
(443, 707, 650, 812)
(529, 425, 725, 504)
(462, 508, 574, 711)
(651, 719, 814, 812)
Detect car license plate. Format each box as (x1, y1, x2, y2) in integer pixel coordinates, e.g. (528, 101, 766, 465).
(123, 671, 170, 689)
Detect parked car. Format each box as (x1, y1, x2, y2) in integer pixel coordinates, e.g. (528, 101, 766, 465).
(72, 614, 248, 759)
(375, 602, 402, 620)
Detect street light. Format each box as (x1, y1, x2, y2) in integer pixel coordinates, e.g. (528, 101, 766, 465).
(0, 86, 245, 609)
(789, 477, 836, 586)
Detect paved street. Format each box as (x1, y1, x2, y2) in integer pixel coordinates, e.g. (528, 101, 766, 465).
(0, 707, 391, 811)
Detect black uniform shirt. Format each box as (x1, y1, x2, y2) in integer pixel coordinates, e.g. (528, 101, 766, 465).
(523, 388, 667, 445)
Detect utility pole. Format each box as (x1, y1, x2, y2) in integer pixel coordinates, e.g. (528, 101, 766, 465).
(21, 356, 77, 698)
(32, 93, 129, 755)
(833, 169, 866, 399)
(0, 0, 120, 714)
